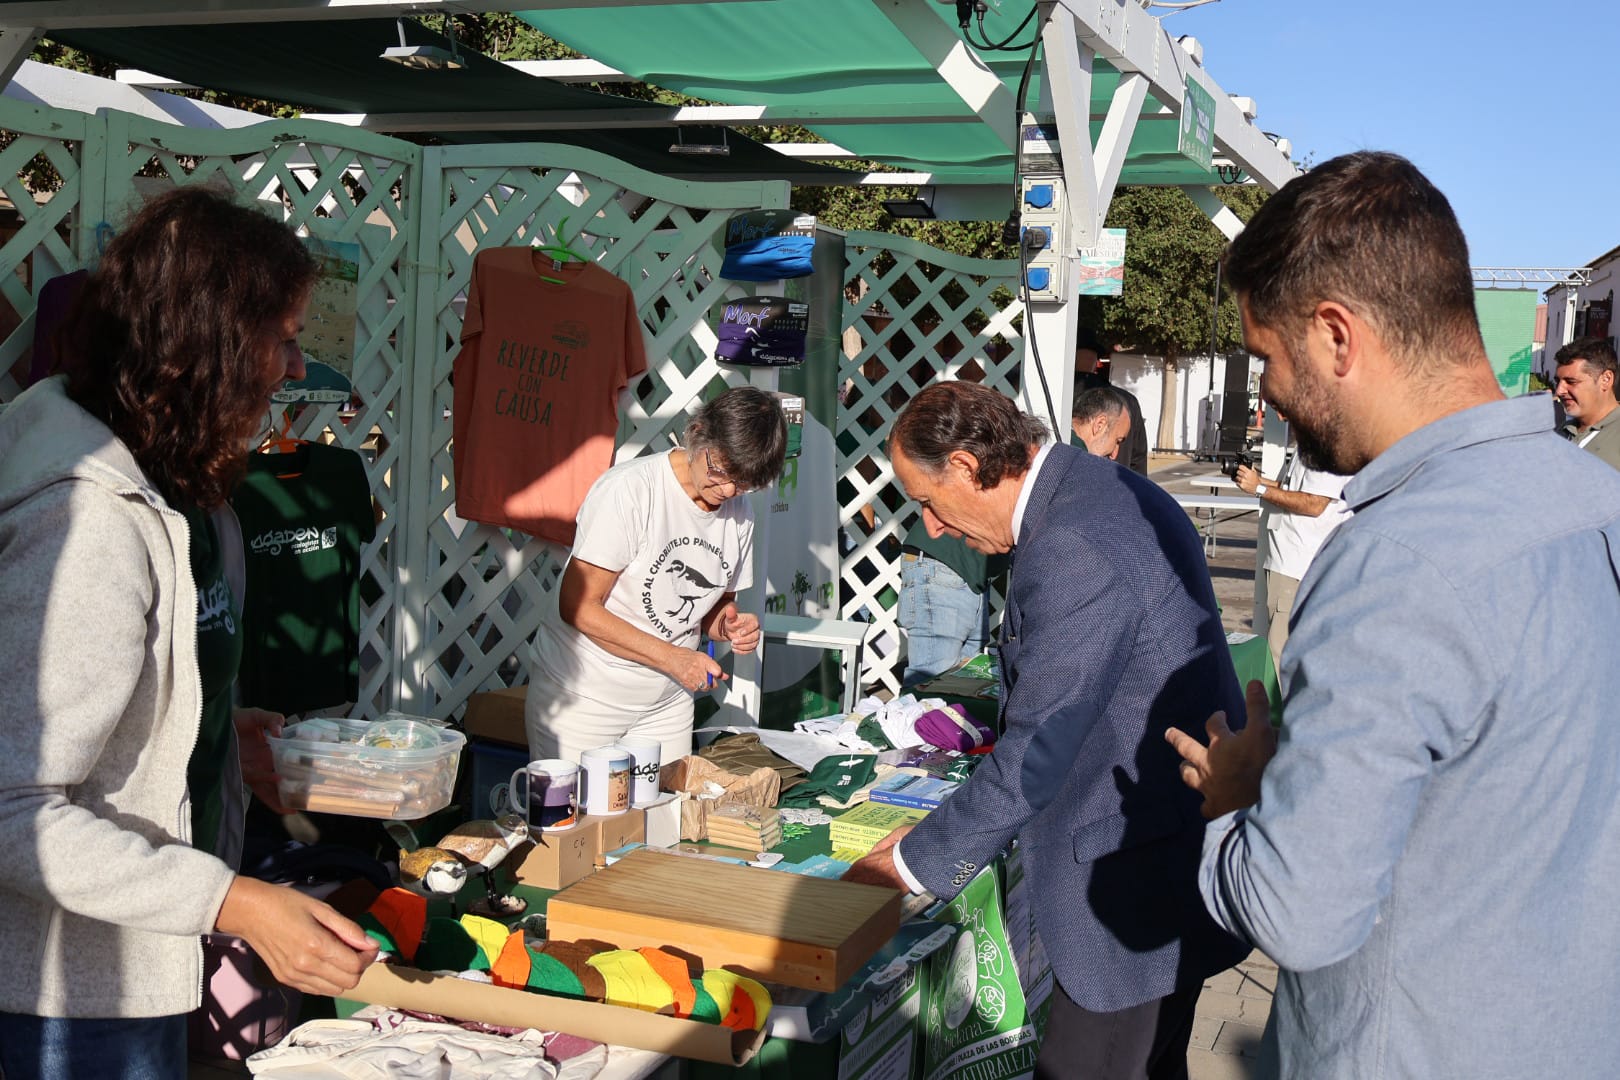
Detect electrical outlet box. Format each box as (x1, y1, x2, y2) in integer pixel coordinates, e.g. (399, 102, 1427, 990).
(1019, 174, 1067, 301)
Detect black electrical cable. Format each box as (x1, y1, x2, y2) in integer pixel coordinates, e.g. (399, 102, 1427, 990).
(965, 3, 1040, 52)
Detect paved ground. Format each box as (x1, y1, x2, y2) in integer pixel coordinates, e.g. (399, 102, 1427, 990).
(1151, 454, 1273, 1079)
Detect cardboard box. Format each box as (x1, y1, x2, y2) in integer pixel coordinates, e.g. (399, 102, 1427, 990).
(346, 962, 765, 1066)
(510, 816, 597, 891)
(587, 808, 646, 857)
(642, 792, 683, 848)
(462, 686, 528, 748)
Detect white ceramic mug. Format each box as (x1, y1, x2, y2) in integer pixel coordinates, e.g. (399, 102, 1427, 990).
(616, 736, 662, 808)
(579, 745, 632, 817)
(508, 758, 578, 833)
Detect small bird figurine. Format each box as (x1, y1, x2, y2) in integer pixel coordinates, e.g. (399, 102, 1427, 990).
(428, 813, 531, 918)
(392, 843, 470, 907)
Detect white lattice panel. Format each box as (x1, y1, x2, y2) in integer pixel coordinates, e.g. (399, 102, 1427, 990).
(0, 100, 93, 405)
(102, 114, 423, 720)
(401, 145, 788, 719)
(839, 232, 1024, 695)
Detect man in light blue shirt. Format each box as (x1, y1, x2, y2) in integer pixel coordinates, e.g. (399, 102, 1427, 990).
(1168, 151, 1620, 1078)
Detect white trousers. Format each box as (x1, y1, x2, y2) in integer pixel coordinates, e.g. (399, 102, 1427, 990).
(523, 668, 695, 768)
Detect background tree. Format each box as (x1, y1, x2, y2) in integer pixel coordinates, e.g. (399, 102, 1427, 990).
(1075, 184, 1268, 449)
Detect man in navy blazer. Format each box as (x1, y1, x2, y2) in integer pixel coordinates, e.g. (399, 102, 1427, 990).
(847, 381, 1248, 1078)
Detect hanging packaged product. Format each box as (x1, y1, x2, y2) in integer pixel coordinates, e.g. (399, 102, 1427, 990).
(719, 210, 816, 282)
(714, 296, 809, 367)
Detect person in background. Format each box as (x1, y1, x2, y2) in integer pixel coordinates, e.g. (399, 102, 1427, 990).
(1076, 327, 1148, 474)
(1070, 384, 1133, 459)
(1169, 151, 1620, 1079)
(896, 522, 1008, 687)
(526, 387, 787, 766)
(0, 187, 376, 1080)
(1553, 335, 1620, 470)
(1232, 444, 1350, 671)
(848, 382, 1247, 1079)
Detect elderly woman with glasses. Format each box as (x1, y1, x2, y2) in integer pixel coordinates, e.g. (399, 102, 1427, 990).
(525, 386, 788, 766)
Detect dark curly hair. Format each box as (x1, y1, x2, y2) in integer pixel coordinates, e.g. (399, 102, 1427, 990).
(890, 381, 1046, 488)
(61, 186, 319, 509)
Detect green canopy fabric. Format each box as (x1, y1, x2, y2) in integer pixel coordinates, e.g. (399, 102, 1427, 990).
(522, 1, 1218, 185)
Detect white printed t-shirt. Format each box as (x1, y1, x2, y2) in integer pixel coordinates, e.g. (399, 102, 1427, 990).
(1263, 452, 1351, 581)
(534, 450, 754, 710)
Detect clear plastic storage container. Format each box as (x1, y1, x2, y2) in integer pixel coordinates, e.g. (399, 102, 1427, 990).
(268, 712, 465, 820)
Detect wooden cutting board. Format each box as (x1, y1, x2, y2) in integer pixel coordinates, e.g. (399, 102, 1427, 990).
(544, 848, 901, 991)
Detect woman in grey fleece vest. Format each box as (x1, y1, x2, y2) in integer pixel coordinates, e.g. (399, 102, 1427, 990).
(0, 188, 376, 1079)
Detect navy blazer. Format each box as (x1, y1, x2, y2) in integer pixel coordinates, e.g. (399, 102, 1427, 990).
(900, 444, 1249, 1011)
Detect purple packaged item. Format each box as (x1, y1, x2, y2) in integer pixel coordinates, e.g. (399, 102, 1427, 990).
(914, 703, 994, 753)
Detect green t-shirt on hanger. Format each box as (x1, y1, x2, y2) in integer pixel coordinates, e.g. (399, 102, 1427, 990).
(232, 442, 376, 716)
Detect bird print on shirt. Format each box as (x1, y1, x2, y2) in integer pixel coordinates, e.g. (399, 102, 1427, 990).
(664, 558, 719, 621)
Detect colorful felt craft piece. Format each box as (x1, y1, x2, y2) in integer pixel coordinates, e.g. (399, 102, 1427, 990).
(587, 949, 677, 1013)
(458, 914, 511, 966)
(535, 941, 608, 1002)
(365, 887, 427, 963)
(416, 916, 488, 973)
(490, 930, 532, 989)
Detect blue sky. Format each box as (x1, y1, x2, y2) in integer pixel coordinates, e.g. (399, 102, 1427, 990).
(1162, 0, 1615, 271)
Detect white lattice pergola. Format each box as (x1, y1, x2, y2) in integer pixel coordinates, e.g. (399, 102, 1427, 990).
(0, 0, 1301, 712)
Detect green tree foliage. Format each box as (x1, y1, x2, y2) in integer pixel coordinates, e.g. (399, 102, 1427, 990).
(1074, 184, 1268, 445)
(1076, 184, 1267, 359)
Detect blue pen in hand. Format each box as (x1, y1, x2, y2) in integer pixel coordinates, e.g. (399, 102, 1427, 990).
(705, 640, 715, 689)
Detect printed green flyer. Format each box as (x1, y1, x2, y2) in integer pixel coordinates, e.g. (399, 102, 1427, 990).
(923, 867, 1040, 1080)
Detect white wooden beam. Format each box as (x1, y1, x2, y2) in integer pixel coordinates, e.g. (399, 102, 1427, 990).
(302, 101, 1004, 132)
(766, 142, 857, 160)
(116, 68, 197, 90)
(1092, 72, 1148, 214)
(6, 59, 268, 128)
(1040, 3, 1101, 249)
(870, 0, 1017, 151)
(502, 58, 633, 83)
(1179, 185, 1245, 242)
(1053, 0, 1296, 192)
(0, 27, 43, 86)
(0, 0, 770, 30)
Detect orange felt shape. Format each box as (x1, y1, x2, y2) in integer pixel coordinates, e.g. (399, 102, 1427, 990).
(491, 929, 533, 989)
(368, 888, 427, 964)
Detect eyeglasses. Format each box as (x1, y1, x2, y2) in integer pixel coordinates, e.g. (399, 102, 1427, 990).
(704, 448, 756, 495)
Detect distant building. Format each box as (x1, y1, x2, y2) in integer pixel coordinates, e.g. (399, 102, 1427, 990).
(1540, 243, 1618, 382)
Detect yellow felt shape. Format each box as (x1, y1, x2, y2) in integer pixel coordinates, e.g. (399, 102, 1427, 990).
(458, 914, 510, 965)
(586, 949, 678, 1013)
(701, 969, 771, 1031)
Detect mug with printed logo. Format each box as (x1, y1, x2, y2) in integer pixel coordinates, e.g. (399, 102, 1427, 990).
(580, 745, 632, 817)
(615, 736, 663, 808)
(508, 758, 578, 833)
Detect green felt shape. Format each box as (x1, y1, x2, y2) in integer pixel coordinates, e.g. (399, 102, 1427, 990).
(416, 916, 488, 973)
(688, 982, 723, 1024)
(526, 949, 587, 998)
(356, 912, 398, 955)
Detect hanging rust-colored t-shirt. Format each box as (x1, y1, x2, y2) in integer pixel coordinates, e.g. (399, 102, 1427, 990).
(453, 249, 648, 545)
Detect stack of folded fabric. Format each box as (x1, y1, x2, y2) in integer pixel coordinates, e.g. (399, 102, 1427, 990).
(703, 803, 782, 853)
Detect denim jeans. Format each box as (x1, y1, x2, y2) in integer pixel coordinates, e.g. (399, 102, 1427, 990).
(898, 552, 991, 686)
(0, 1012, 187, 1080)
